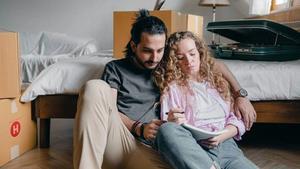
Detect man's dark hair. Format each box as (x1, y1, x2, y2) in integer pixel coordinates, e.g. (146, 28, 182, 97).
(124, 9, 168, 58)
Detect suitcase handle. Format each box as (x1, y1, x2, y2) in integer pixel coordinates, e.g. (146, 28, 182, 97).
(215, 46, 233, 58)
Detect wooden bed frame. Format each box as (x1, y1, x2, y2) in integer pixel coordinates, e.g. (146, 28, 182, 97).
(34, 94, 300, 148)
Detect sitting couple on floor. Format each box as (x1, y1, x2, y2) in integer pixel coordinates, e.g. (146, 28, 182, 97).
(73, 9, 259, 169)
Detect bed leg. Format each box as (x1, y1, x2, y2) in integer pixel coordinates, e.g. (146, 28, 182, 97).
(39, 118, 50, 148)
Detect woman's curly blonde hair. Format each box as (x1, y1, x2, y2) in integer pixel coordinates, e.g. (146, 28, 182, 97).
(154, 31, 232, 101)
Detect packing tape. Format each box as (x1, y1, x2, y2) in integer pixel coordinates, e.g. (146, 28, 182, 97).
(10, 144, 20, 160)
(11, 100, 18, 113)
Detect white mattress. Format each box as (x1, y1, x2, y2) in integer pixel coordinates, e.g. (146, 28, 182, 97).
(221, 59, 300, 101)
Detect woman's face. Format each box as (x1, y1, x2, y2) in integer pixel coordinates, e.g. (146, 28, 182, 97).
(175, 38, 200, 79)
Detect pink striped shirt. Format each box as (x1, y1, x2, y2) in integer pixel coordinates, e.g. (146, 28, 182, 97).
(160, 81, 246, 140)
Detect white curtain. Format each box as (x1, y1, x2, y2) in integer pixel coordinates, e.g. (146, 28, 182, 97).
(249, 0, 272, 16)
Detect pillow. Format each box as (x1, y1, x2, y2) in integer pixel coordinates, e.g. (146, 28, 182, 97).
(20, 56, 114, 102)
(75, 42, 98, 56)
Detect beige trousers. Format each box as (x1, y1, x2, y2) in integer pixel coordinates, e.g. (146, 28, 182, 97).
(73, 80, 172, 169)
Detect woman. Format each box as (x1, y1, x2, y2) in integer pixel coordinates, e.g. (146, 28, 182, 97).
(153, 31, 258, 169)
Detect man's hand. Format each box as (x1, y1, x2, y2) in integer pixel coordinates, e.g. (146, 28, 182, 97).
(143, 119, 164, 140)
(234, 97, 256, 130)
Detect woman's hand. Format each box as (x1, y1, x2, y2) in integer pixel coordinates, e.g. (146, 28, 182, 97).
(167, 108, 187, 125)
(199, 136, 224, 149)
(199, 125, 238, 149)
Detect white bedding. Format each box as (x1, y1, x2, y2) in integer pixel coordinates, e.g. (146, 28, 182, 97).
(21, 54, 71, 85)
(20, 55, 114, 102)
(20, 32, 97, 83)
(221, 59, 300, 101)
(20, 56, 300, 102)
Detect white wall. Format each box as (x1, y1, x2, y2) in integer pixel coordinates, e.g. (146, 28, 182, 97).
(0, 0, 250, 50)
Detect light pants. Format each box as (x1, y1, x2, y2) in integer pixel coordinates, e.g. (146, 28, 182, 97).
(154, 122, 260, 169)
(73, 80, 172, 169)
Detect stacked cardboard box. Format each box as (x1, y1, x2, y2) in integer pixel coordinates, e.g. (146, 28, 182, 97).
(0, 96, 37, 166)
(113, 10, 203, 59)
(0, 32, 37, 167)
(0, 32, 20, 99)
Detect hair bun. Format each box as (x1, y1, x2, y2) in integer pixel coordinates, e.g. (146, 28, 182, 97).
(136, 9, 150, 21)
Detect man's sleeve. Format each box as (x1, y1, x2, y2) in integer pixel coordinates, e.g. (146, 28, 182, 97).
(101, 62, 120, 90)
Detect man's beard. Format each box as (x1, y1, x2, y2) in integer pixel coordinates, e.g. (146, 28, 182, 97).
(134, 56, 158, 69)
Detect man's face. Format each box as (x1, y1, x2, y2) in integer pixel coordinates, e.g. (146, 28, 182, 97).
(131, 32, 166, 69)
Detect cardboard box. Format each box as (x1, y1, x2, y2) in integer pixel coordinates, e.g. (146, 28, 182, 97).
(113, 10, 203, 59)
(0, 96, 36, 167)
(0, 32, 20, 99)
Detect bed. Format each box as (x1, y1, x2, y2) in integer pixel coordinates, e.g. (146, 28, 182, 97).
(221, 59, 300, 123)
(21, 20, 300, 148)
(23, 57, 300, 148)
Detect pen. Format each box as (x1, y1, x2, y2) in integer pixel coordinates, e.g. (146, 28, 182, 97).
(165, 112, 184, 115)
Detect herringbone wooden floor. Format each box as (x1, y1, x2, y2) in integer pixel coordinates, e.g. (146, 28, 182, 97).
(2, 120, 300, 169)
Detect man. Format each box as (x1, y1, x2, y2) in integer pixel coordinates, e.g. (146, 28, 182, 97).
(73, 9, 256, 169)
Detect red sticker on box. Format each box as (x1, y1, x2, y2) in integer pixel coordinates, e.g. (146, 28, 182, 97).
(10, 121, 21, 137)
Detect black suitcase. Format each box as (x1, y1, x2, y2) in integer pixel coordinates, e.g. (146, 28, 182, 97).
(207, 19, 300, 61)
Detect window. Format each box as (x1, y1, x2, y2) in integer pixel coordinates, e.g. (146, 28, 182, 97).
(271, 0, 292, 11)
(249, 0, 272, 15)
